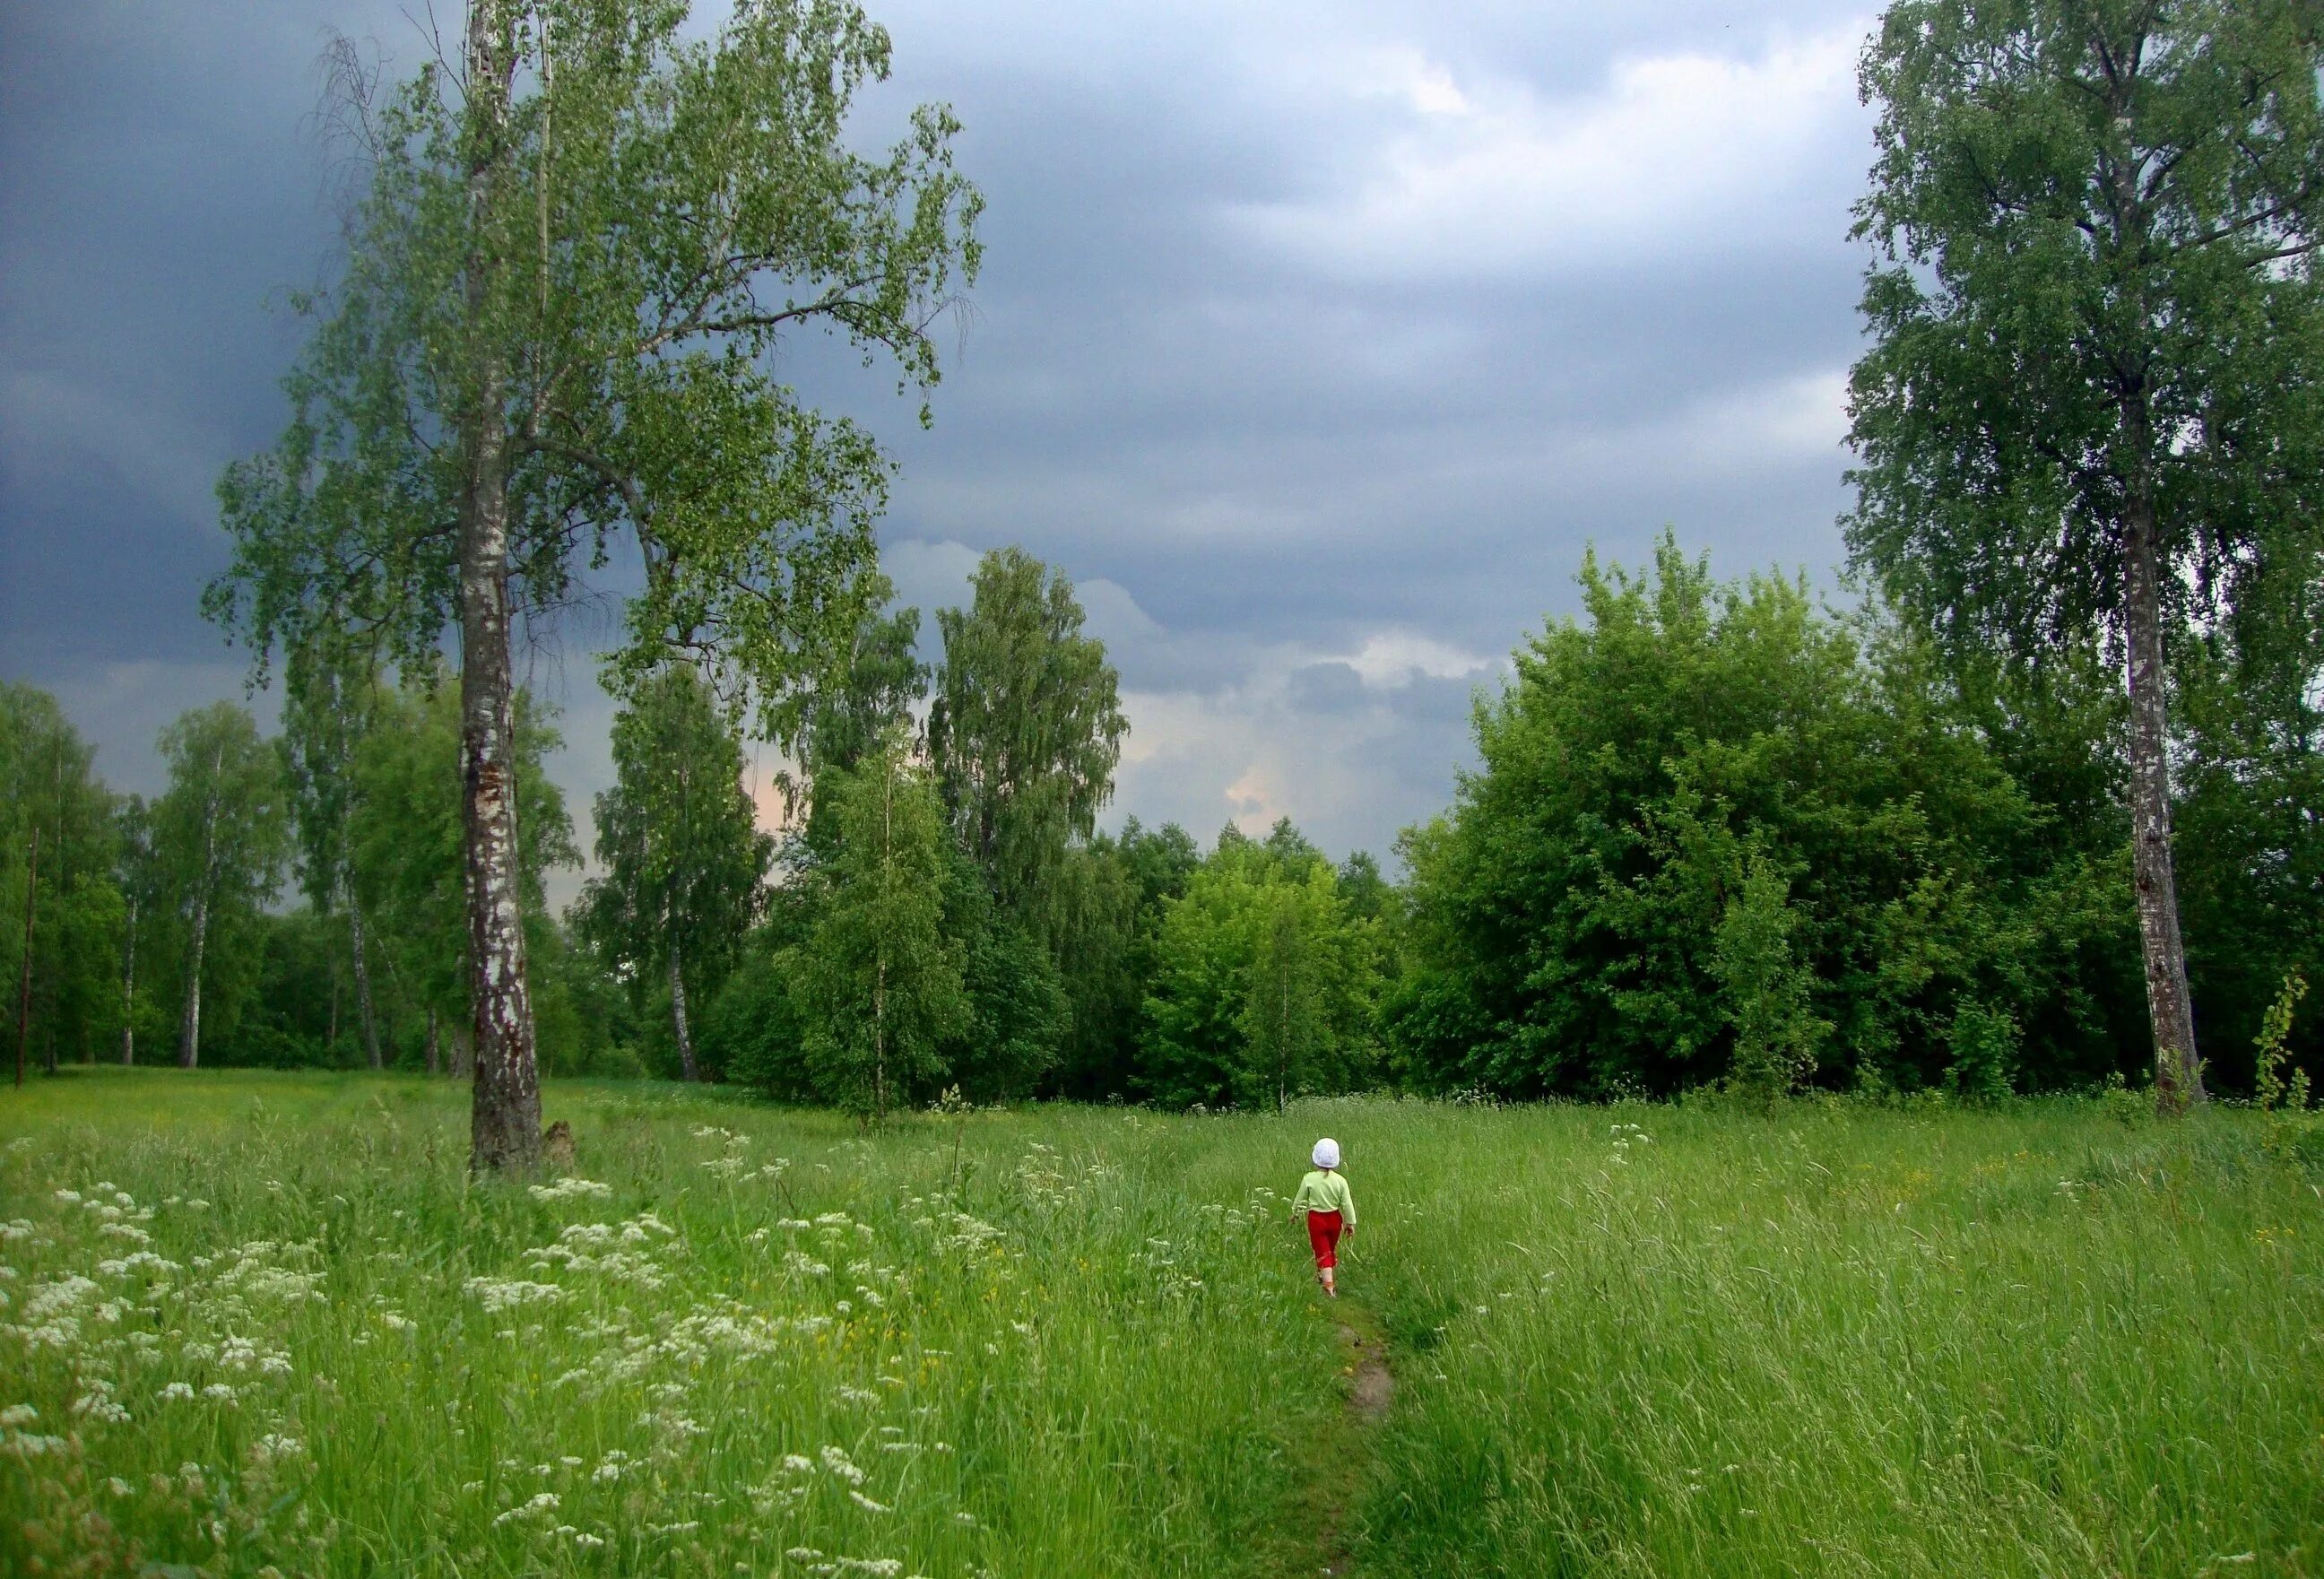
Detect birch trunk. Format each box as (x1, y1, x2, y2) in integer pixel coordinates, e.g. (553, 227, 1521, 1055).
(119, 892, 135, 1066)
(349, 884, 383, 1070)
(458, 0, 541, 1170)
(13, 827, 35, 1089)
(178, 883, 209, 1070)
(669, 941, 698, 1081)
(2123, 462, 2204, 1112)
(178, 760, 221, 1071)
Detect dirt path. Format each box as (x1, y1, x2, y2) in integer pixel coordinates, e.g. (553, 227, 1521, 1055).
(1308, 1297, 1394, 1576)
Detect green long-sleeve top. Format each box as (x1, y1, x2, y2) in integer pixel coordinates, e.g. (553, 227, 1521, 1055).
(1292, 1169, 1356, 1225)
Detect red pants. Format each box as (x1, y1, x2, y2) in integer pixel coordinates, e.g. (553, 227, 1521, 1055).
(1306, 1210, 1343, 1271)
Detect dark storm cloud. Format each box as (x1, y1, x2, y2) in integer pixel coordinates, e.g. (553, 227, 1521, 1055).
(2, 0, 1882, 877)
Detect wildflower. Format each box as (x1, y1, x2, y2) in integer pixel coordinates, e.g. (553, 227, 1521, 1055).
(848, 1489, 891, 1513)
(819, 1445, 866, 1484)
(527, 1177, 613, 1202)
(492, 1491, 559, 1525)
(0, 1404, 37, 1427)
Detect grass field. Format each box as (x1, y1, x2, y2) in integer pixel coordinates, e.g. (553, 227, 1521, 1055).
(1, 1071, 2318, 1576)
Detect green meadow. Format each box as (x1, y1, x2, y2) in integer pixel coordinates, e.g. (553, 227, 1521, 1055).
(2, 1071, 2319, 1576)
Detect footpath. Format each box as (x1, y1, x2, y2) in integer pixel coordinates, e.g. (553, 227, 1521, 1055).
(1267, 1288, 1395, 1578)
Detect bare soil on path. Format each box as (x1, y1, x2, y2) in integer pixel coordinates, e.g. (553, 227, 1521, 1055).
(1305, 1295, 1395, 1577)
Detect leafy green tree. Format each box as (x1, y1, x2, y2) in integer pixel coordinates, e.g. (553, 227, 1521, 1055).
(1848, 0, 2324, 1111)
(580, 664, 772, 1080)
(1709, 850, 1828, 1104)
(789, 731, 966, 1117)
(0, 686, 125, 1074)
(796, 575, 929, 829)
(1044, 820, 1201, 1099)
(153, 704, 289, 1069)
(350, 672, 576, 1072)
(1392, 540, 2131, 1100)
(928, 548, 1127, 920)
(282, 646, 389, 1066)
(112, 794, 160, 1064)
(2173, 610, 2324, 1092)
(936, 848, 1067, 1100)
(208, 0, 981, 1167)
(1141, 829, 1378, 1109)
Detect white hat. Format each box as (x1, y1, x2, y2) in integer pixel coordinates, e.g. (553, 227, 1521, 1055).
(1312, 1137, 1340, 1169)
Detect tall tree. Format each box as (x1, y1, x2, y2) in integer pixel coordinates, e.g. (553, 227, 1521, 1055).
(797, 575, 929, 803)
(790, 729, 966, 1118)
(351, 669, 577, 1073)
(209, 0, 981, 1167)
(113, 795, 159, 1065)
(580, 664, 772, 1080)
(1141, 829, 1378, 1110)
(927, 548, 1127, 920)
(153, 704, 288, 1069)
(0, 686, 126, 1075)
(1847, 0, 2324, 1111)
(282, 647, 387, 1067)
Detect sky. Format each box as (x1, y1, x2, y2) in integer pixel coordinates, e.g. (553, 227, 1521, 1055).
(0, 0, 1878, 900)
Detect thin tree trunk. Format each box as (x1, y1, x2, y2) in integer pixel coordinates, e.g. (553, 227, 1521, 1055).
(349, 884, 383, 1070)
(669, 941, 698, 1081)
(458, 0, 540, 1171)
(14, 826, 37, 1089)
(873, 751, 891, 1122)
(178, 882, 209, 1070)
(178, 764, 221, 1071)
(2123, 457, 2203, 1112)
(45, 748, 62, 1074)
(120, 891, 135, 1066)
(427, 1005, 441, 1078)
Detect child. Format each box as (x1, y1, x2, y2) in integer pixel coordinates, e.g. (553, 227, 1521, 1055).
(1291, 1138, 1357, 1297)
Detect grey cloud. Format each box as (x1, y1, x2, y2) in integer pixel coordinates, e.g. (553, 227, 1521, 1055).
(5, 0, 1883, 871)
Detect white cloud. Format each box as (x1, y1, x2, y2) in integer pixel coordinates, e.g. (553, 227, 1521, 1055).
(1236, 22, 1871, 278)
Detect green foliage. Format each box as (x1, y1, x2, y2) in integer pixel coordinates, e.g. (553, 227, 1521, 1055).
(1393, 539, 2132, 1099)
(1045, 820, 1198, 1099)
(1140, 828, 1380, 1110)
(347, 671, 577, 1054)
(1944, 997, 2019, 1104)
(578, 664, 772, 1074)
(1709, 850, 1827, 1105)
(153, 703, 291, 1064)
(928, 547, 1128, 921)
(0, 685, 126, 1072)
(208, 0, 983, 744)
(1846, 0, 2324, 664)
(791, 734, 967, 1117)
(2254, 972, 2311, 1116)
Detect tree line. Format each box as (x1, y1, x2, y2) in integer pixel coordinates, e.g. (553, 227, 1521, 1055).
(7, 520, 2316, 1107)
(7, 0, 2320, 1150)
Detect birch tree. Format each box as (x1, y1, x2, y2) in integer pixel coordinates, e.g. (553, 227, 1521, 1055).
(579, 664, 771, 1080)
(209, 0, 980, 1167)
(153, 705, 288, 1069)
(282, 647, 388, 1067)
(1848, 0, 2324, 1112)
(928, 549, 1127, 922)
(792, 729, 964, 1119)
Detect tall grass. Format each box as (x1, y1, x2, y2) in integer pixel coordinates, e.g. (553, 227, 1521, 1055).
(2, 1074, 2317, 1575)
(0, 1071, 1337, 1576)
(1334, 1096, 2324, 1576)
